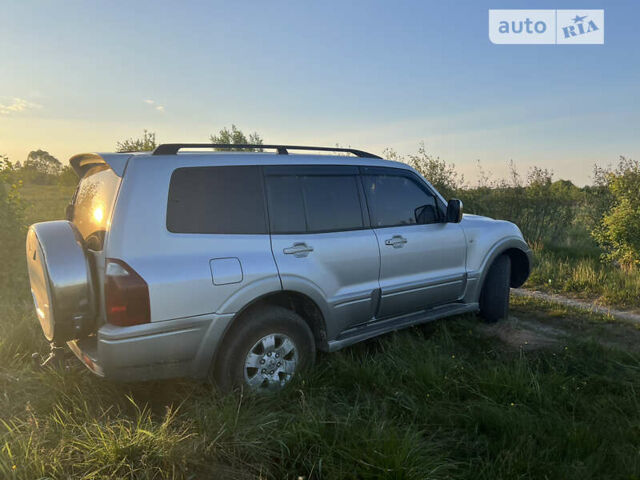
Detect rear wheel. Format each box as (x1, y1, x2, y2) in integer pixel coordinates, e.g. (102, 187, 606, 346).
(213, 306, 315, 393)
(479, 254, 511, 323)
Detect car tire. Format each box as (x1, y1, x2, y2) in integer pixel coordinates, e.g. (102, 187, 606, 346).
(479, 254, 511, 323)
(212, 305, 316, 393)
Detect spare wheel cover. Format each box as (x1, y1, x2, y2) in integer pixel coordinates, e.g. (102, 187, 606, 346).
(26, 220, 94, 343)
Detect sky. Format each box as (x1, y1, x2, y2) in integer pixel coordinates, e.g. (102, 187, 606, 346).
(1, 0, 638, 186)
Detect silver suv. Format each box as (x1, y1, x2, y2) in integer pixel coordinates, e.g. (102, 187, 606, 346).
(26, 144, 532, 392)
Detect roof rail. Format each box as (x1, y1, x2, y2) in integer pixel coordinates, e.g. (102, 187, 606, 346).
(152, 143, 382, 158)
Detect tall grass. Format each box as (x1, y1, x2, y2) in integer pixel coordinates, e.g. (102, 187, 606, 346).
(527, 246, 640, 309)
(2, 312, 640, 478)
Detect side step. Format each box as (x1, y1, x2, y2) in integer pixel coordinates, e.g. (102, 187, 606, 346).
(327, 302, 479, 352)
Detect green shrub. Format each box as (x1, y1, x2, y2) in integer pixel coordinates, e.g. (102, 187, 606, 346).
(459, 163, 585, 246)
(116, 129, 157, 153)
(383, 143, 463, 199)
(592, 157, 640, 270)
(526, 246, 640, 308)
(57, 165, 78, 187)
(0, 158, 27, 295)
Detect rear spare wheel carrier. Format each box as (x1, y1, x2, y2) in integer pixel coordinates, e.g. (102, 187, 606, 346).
(26, 220, 95, 343)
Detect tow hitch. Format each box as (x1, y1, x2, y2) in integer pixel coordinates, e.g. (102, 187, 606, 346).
(32, 344, 67, 369)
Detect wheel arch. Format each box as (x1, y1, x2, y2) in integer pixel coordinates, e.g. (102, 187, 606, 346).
(235, 290, 328, 349)
(209, 290, 330, 377)
(476, 237, 532, 295)
(504, 247, 531, 288)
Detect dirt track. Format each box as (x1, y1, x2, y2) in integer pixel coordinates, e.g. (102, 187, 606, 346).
(512, 288, 640, 325)
(476, 290, 640, 353)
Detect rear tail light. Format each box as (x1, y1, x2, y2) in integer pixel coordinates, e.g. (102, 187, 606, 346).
(105, 259, 150, 326)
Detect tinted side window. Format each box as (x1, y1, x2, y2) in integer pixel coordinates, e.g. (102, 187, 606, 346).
(265, 176, 306, 233)
(302, 176, 364, 232)
(265, 173, 364, 233)
(363, 174, 440, 227)
(167, 166, 267, 234)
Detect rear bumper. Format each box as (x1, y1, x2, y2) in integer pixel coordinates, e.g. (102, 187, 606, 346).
(67, 313, 234, 382)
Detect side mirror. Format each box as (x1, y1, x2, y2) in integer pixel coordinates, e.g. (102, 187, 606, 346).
(446, 199, 463, 223)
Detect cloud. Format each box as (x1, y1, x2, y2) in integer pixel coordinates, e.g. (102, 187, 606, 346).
(143, 99, 165, 113)
(0, 97, 42, 115)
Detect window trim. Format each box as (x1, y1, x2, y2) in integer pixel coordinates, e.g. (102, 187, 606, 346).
(360, 166, 447, 229)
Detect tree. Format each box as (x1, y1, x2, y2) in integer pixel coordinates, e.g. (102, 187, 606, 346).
(24, 149, 62, 174)
(0, 155, 12, 176)
(209, 125, 263, 151)
(21, 149, 62, 184)
(116, 130, 157, 152)
(592, 157, 640, 270)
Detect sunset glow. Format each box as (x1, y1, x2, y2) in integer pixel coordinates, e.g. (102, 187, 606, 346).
(93, 206, 104, 223)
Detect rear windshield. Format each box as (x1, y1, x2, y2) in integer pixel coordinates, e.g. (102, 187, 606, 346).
(72, 164, 121, 250)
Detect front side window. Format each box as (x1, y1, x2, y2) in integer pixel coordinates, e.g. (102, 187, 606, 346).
(72, 164, 121, 250)
(363, 173, 441, 228)
(265, 171, 364, 233)
(167, 166, 267, 234)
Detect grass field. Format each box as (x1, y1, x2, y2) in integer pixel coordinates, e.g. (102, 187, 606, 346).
(528, 246, 640, 311)
(1, 185, 640, 478)
(20, 184, 75, 225)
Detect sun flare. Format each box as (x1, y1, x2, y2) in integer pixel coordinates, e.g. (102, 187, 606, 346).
(93, 206, 104, 223)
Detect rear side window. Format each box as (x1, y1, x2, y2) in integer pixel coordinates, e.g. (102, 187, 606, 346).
(265, 176, 306, 233)
(72, 164, 121, 250)
(302, 176, 364, 232)
(167, 166, 267, 234)
(265, 171, 364, 233)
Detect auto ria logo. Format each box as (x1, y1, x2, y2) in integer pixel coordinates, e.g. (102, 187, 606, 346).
(489, 9, 604, 44)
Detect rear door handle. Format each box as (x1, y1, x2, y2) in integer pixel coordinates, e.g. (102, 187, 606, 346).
(385, 235, 407, 248)
(283, 242, 314, 257)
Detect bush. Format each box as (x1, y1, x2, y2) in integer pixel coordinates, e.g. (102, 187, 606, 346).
(209, 125, 264, 151)
(116, 129, 157, 153)
(57, 165, 78, 187)
(592, 157, 640, 270)
(386, 147, 591, 246)
(459, 162, 584, 246)
(385, 143, 463, 199)
(0, 158, 27, 295)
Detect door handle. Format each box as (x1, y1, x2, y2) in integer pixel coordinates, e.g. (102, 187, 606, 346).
(283, 242, 314, 257)
(385, 235, 407, 248)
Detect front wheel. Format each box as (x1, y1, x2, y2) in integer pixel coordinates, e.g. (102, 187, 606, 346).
(479, 254, 511, 323)
(212, 306, 316, 393)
